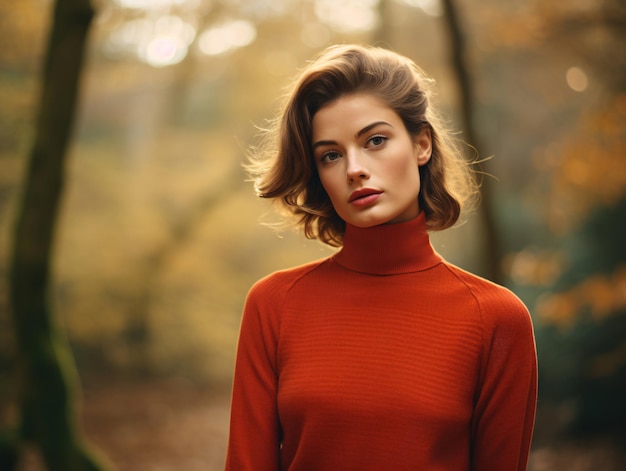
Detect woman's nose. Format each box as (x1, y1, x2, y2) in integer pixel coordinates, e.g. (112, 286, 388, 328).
(346, 150, 370, 181)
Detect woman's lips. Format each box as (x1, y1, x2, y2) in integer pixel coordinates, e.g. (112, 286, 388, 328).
(349, 189, 383, 206)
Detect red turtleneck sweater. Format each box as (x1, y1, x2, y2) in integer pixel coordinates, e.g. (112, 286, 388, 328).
(226, 213, 537, 471)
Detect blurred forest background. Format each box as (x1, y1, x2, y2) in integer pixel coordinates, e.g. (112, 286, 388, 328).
(0, 0, 625, 469)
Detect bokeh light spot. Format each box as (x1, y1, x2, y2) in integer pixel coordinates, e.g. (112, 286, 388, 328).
(143, 35, 188, 67)
(198, 20, 257, 56)
(566, 66, 589, 92)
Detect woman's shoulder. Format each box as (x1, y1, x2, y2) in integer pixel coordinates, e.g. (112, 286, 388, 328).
(442, 262, 532, 328)
(247, 257, 331, 301)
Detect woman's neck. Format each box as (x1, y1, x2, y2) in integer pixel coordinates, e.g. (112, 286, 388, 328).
(332, 212, 442, 275)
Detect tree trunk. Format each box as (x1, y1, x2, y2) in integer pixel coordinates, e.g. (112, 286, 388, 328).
(7, 0, 111, 469)
(441, 0, 502, 283)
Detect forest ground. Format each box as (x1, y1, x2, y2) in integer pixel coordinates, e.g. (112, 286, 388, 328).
(16, 375, 626, 471)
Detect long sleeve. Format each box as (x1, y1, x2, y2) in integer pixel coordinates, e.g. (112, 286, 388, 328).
(225, 277, 283, 471)
(470, 288, 538, 471)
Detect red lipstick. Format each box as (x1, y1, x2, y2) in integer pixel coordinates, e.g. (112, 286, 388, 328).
(349, 188, 383, 206)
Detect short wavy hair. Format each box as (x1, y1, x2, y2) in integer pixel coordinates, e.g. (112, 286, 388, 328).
(247, 44, 478, 247)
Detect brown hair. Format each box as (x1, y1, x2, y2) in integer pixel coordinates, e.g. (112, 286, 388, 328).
(248, 44, 478, 247)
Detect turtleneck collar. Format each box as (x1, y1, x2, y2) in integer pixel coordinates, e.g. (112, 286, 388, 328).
(332, 212, 442, 275)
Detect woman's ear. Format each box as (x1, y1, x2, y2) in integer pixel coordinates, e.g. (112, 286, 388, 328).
(414, 127, 432, 166)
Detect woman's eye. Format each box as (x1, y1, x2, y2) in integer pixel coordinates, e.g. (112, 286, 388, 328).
(321, 151, 341, 163)
(368, 135, 388, 147)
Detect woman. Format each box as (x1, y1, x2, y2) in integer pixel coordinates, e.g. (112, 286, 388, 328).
(226, 44, 537, 471)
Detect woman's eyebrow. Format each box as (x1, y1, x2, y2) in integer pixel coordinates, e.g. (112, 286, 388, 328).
(356, 121, 392, 138)
(312, 139, 337, 151)
(312, 121, 393, 150)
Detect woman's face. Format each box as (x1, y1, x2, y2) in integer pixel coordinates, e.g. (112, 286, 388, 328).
(312, 93, 431, 228)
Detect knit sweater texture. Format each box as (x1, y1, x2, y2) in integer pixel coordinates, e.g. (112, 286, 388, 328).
(226, 213, 537, 471)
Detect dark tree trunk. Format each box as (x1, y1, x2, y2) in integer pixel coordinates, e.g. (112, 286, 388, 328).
(441, 0, 502, 283)
(7, 0, 111, 469)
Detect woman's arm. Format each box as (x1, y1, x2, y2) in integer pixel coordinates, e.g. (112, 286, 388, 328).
(470, 290, 538, 471)
(225, 280, 282, 471)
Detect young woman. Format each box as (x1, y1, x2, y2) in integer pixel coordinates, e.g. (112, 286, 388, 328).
(225, 44, 537, 471)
